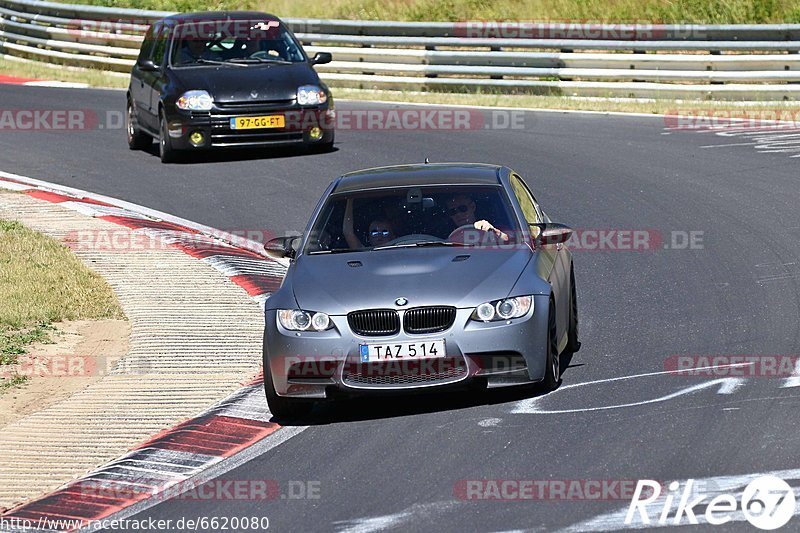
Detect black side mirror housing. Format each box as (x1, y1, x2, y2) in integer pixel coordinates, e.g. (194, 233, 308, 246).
(533, 223, 573, 246)
(137, 59, 159, 72)
(310, 52, 332, 65)
(264, 236, 300, 259)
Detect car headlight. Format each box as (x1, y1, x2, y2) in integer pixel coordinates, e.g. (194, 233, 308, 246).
(176, 90, 213, 111)
(278, 309, 332, 331)
(471, 296, 533, 322)
(297, 85, 327, 106)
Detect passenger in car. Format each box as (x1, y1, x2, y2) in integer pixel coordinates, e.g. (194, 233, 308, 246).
(343, 199, 398, 249)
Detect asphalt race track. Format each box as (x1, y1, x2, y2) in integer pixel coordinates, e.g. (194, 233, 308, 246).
(2, 84, 799, 532)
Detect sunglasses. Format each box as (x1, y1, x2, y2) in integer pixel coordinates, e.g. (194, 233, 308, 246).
(370, 230, 392, 237)
(447, 204, 471, 216)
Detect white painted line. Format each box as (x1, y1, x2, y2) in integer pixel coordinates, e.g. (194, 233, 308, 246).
(782, 359, 800, 388)
(0, 180, 32, 191)
(513, 378, 746, 415)
(511, 363, 754, 414)
(24, 80, 89, 89)
(699, 142, 758, 148)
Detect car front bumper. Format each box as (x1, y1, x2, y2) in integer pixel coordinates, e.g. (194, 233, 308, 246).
(263, 295, 551, 399)
(164, 105, 334, 150)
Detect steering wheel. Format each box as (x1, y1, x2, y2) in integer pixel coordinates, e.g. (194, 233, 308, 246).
(382, 234, 443, 246)
(250, 50, 280, 59)
(447, 224, 478, 242)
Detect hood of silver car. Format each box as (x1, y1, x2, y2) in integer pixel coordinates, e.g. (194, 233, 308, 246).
(290, 247, 534, 315)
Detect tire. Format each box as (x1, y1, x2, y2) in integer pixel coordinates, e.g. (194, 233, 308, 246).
(126, 100, 151, 150)
(264, 365, 314, 420)
(539, 299, 561, 392)
(566, 266, 581, 353)
(158, 112, 178, 164)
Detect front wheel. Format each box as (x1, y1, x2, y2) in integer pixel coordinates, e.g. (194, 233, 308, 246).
(264, 365, 314, 420)
(126, 101, 151, 150)
(539, 299, 561, 392)
(159, 113, 179, 164)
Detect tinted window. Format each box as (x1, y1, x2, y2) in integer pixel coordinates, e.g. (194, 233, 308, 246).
(511, 175, 541, 225)
(152, 25, 170, 66)
(137, 24, 158, 61)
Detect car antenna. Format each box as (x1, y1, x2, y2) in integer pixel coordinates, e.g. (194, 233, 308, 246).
(424, 157, 430, 164)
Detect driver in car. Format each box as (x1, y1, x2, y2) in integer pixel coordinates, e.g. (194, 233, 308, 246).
(446, 194, 509, 242)
(179, 36, 214, 64)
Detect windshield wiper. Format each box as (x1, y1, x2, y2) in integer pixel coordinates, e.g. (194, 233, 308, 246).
(185, 58, 246, 67)
(373, 241, 465, 251)
(227, 57, 292, 65)
(308, 248, 358, 255)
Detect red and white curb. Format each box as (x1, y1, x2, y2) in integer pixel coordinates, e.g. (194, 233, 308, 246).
(0, 171, 300, 532)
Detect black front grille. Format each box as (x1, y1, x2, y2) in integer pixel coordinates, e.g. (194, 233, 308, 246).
(215, 99, 295, 113)
(348, 309, 400, 336)
(403, 306, 456, 334)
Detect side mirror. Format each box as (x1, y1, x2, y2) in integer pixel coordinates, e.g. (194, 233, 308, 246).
(137, 59, 159, 72)
(534, 223, 573, 246)
(310, 52, 332, 65)
(264, 236, 300, 259)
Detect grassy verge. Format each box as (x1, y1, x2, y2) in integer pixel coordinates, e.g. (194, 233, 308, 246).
(55, 0, 800, 23)
(0, 217, 124, 392)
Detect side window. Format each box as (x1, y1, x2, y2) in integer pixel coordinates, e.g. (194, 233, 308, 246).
(152, 26, 171, 67)
(138, 25, 158, 61)
(511, 175, 540, 225)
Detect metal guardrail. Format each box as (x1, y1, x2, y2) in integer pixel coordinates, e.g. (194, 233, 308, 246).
(2, 0, 800, 99)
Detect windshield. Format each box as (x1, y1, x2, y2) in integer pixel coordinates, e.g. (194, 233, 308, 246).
(304, 185, 524, 254)
(170, 20, 305, 66)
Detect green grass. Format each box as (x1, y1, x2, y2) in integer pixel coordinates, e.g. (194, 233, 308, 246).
(0, 218, 124, 391)
(58, 0, 800, 23)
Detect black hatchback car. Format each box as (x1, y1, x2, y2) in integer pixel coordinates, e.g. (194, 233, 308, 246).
(126, 11, 334, 163)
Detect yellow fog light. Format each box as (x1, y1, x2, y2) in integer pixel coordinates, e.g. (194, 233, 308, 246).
(189, 131, 204, 146)
(309, 127, 322, 141)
